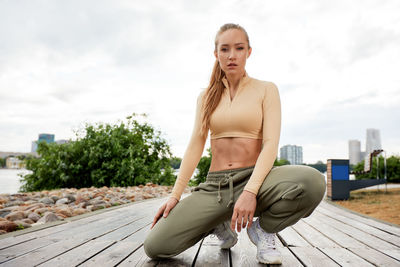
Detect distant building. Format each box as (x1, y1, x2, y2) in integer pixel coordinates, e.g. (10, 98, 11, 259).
(348, 140, 361, 165)
(56, 139, 69, 145)
(365, 128, 382, 155)
(31, 141, 38, 153)
(31, 133, 55, 152)
(38, 133, 55, 144)
(280, 145, 303, 165)
(6, 157, 25, 169)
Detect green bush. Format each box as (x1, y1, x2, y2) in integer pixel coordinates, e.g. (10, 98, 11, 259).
(20, 114, 176, 191)
(353, 155, 400, 183)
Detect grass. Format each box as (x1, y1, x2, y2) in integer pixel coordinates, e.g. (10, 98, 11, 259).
(335, 187, 400, 225)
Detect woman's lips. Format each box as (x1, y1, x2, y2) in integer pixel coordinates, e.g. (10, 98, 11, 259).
(228, 63, 237, 68)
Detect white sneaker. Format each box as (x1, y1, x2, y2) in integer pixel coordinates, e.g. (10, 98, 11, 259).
(212, 220, 238, 249)
(247, 218, 282, 265)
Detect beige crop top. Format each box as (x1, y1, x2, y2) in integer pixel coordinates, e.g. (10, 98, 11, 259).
(170, 72, 281, 200)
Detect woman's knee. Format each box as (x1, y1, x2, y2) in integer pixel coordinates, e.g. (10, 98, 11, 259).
(295, 165, 326, 206)
(143, 232, 175, 259)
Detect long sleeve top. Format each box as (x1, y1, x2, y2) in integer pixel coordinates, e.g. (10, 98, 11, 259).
(170, 72, 281, 200)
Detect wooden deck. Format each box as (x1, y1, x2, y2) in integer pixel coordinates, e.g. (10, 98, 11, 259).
(0, 197, 399, 266)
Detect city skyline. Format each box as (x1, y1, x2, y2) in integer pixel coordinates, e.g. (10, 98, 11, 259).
(1, 1, 399, 164)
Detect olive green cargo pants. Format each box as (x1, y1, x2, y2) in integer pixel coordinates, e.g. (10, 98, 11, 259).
(144, 165, 326, 259)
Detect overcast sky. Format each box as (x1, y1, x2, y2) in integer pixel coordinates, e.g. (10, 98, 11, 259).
(1, 0, 399, 164)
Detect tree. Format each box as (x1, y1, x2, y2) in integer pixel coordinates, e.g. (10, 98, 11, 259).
(0, 157, 5, 168)
(170, 157, 182, 169)
(274, 158, 290, 166)
(353, 155, 400, 183)
(20, 114, 176, 191)
(305, 161, 327, 173)
(190, 148, 212, 186)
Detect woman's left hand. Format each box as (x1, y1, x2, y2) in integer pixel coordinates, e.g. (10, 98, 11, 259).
(231, 190, 257, 232)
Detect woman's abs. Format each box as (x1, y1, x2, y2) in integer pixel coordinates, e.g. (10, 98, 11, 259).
(209, 137, 262, 171)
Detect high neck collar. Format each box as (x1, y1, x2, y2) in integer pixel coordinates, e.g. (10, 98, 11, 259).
(222, 71, 250, 90)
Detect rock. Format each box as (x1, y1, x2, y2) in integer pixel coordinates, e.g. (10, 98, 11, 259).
(36, 212, 60, 224)
(14, 220, 32, 229)
(39, 197, 54, 205)
(23, 203, 45, 212)
(21, 218, 35, 224)
(142, 193, 154, 199)
(5, 211, 25, 221)
(72, 208, 87, 216)
(63, 194, 76, 202)
(50, 195, 59, 202)
(74, 194, 88, 205)
(35, 208, 49, 215)
(0, 230, 6, 235)
(28, 212, 41, 222)
(55, 207, 72, 217)
(0, 197, 7, 204)
(0, 220, 18, 232)
(4, 200, 24, 207)
(55, 198, 69, 205)
(0, 217, 6, 221)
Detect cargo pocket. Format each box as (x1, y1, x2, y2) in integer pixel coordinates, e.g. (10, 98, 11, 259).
(269, 182, 304, 217)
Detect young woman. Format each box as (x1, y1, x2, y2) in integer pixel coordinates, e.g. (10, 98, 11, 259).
(144, 23, 326, 265)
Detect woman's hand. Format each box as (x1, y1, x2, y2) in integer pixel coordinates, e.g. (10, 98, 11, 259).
(150, 197, 179, 229)
(231, 190, 257, 232)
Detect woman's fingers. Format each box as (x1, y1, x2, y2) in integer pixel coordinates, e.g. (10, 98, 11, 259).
(231, 211, 238, 231)
(150, 204, 166, 229)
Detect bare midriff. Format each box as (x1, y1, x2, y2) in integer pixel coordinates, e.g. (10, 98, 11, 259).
(209, 137, 263, 172)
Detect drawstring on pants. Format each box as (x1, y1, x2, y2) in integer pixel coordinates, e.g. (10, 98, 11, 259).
(216, 173, 235, 208)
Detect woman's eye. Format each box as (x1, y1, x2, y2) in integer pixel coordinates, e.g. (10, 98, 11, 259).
(237, 47, 244, 50)
(221, 48, 228, 52)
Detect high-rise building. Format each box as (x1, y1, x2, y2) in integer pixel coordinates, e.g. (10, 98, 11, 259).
(348, 140, 361, 165)
(38, 133, 55, 144)
(280, 145, 303, 165)
(365, 128, 382, 155)
(31, 133, 55, 152)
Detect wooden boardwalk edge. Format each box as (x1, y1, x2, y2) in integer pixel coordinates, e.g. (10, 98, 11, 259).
(0, 196, 169, 240)
(323, 199, 400, 230)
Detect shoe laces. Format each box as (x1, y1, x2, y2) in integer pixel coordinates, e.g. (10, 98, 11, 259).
(258, 232, 277, 251)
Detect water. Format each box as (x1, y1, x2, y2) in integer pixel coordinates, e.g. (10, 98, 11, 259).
(0, 169, 32, 194)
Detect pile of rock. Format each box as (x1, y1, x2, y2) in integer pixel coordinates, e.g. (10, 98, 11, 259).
(0, 183, 190, 235)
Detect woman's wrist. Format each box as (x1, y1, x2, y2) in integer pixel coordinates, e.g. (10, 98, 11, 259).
(242, 189, 257, 198)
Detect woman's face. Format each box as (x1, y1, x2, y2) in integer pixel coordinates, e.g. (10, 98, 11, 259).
(214, 29, 252, 77)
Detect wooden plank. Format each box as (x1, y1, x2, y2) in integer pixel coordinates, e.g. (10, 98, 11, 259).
(39, 240, 116, 266)
(195, 235, 229, 266)
(79, 224, 150, 266)
(348, 246, 400, 266)
(0, 236, 61, 264)
(291, 219, 339, 248)
(319, 201, 400, 236)
(303, 216, 367, 248)
(117, 246, 157, 266)
(277, 226, 311, 247)
(314, 210, 399, 251)
(117, 240, 202, 267)
(230, 230, 266, 266)
(231, 229, 303, 267)
(319, 247, 374, 266)
(4, 216, 149, 265)
(156, 240, 201, 267)
(317, 205, 400, 247)
(290, 247, 340, 267)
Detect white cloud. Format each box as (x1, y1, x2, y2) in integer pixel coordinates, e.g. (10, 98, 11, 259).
(0, 0, 399, 165)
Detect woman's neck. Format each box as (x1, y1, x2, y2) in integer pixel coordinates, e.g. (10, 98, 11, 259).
(225, 72, 245, 91)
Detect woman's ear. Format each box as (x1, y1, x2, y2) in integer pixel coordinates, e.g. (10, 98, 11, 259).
(247, 47, 252, 58)
(214, 50, 218, 59)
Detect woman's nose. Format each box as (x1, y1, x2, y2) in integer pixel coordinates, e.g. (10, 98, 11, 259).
(228, 50, 236, 59)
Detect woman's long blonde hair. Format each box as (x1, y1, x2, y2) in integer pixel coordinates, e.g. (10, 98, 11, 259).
(200, 23, 251, 138)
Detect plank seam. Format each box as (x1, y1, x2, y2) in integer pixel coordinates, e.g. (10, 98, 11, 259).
(315, 209, 400, 248)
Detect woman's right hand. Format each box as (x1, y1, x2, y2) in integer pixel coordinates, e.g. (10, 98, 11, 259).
(150, 197, 179, 229)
